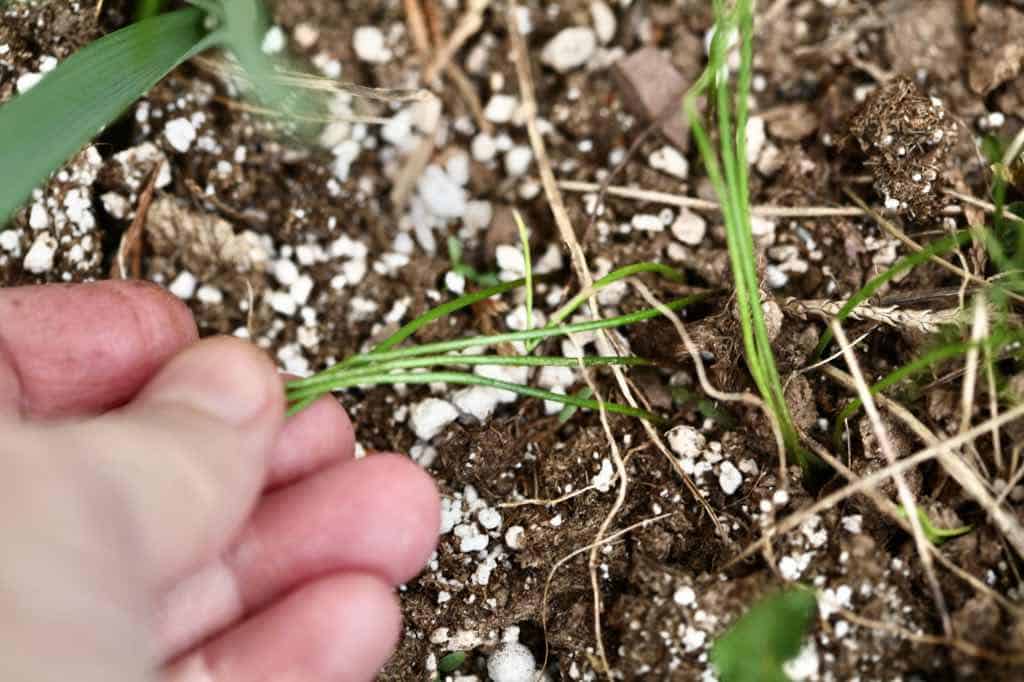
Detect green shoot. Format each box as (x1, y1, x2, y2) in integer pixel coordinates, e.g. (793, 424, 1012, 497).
(437, 651, 466, 679)
(286, 251, 710, 423)
(558, 386, 594, 424)
(447, 236, 500, 288)
(711, 588, 818, 682)
(684, 0, 807, 467)
(832, 327, 1024, 448)
(896, 507, 972, 546)
(523, 262, 687, 353)
(813, 230, 972, 358)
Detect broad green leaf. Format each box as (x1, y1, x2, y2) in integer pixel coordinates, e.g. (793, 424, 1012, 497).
(711, 589, 817, 682)
(0, 8, 209, 225)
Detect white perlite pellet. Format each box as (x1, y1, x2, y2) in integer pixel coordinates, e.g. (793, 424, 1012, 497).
(163, 118, 196, 153)
(168, 270, 197, 300)
(410, 398, 459, 440)
(541, 27, 597, 73)
(487, 642, 537, 682)
(23, 233, 57, 273)
(353, 26, 392, 63)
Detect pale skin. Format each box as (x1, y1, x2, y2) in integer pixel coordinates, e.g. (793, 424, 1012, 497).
(0, 280, 441, 681)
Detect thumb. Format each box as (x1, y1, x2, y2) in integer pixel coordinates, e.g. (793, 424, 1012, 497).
(0, 337, 283, 681)
(62, 336, 285, 588)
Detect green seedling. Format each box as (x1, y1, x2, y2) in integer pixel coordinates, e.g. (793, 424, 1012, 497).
(896, 507, 972, 546)
(711, 588, 818, 682)
(435, 651, 467, 680)
(288, 227, 710, 423)
(447, 237, 500, 288)
(684, 0, 810, 470)
(557, 386, 594, 424)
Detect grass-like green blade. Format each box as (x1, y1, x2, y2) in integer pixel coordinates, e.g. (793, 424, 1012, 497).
(0, 8, 208, 225)
(813, 229, 972, 358)
(286, 354, 649, 396)
(286, 370, 665, 423)
(831, 327, 1024, 448)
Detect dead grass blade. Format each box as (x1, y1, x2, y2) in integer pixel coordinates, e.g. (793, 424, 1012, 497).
(831, 321, 952, 636)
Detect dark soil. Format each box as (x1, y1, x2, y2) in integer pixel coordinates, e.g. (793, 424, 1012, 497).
(3, 1, 1024, 680)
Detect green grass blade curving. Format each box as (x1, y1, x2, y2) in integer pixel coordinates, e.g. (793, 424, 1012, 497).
(286, 370, 664, 423)
(0, 8, 209, 225)
(286, 354, 650, 397)
(813, 230, 973, 358)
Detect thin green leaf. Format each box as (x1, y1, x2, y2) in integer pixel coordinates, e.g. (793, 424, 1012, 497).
(813, 229, 973, 358)
(333, 295, 707, 369)
(558, 386, 593, 424)
(896, 506, 972, 546)
(0, 8, 209, 224)
(711, 589, 818, 682)
(287, 370, 665, 423)
(525, 262, 691, 352)
(287, 354, 650, 398)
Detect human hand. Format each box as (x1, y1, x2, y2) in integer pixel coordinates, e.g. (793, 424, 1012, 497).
(0, 281, 440, 681)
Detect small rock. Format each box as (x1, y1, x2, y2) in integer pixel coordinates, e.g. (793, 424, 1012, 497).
(630, 213, 663, 232)
(718, 461, 743, 495)
(673, 585, 696, 606)
(478, 508, 502, 530)
(505, 525, 525, 549)
(471, 133, 498, 162)
(418, 165, 467, 219)
(504, 146, 533, 177)
(667, 425, 707, 459)
(28, 203, 49, 230)
(15, 71, 43, 93)
(541, 27, 597, 73)
(495, 244, 527, 275)
(484, 94, 519, 124)
(261, 26, 286, 54)
(452, 385, 503, 422)
(168, 270, 197, 300)
(612, 47, 691, 150)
